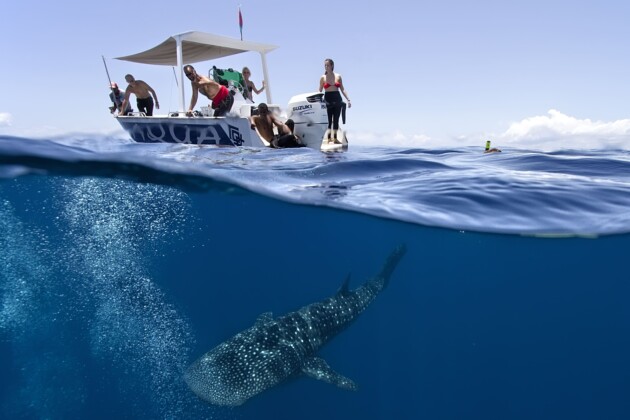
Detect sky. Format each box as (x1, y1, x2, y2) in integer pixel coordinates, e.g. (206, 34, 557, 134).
(1, 0, 630, 151)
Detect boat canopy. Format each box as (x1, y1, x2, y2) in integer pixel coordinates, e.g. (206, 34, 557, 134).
(116, 31, 277, 65)
(115, 31, 278, 111)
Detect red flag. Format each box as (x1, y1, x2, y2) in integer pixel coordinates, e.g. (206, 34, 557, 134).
(238, 7, 243, 40)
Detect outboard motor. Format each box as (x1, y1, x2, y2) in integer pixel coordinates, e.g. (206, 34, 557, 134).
(287, 92, 328, 148)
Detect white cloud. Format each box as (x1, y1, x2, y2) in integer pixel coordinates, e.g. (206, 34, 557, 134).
(351, 110, 630, 151)
(0, 113, 12, 126)
(498, 109, 630, 151)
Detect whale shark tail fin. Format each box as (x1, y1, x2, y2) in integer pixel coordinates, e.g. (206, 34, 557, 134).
(378, 244, 407, 289)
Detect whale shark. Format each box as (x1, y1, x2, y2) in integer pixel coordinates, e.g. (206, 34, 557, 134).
(184, 244, 407, 406)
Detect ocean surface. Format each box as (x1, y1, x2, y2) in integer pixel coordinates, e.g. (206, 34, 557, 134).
(0, 134, 629, 420)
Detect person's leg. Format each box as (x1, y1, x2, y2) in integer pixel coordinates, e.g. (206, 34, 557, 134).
(324, 93, 334, 139)
(213, 92, 234, 117)
(325, 92, 342, 142)
(274, 134, 292, 148)
(331, 102, 342, 142)
(332, 104, 342, 130)
(214, 102, 227, 116)
(136, 99, 146, 115)
(326, 107, 333, 135)
(145, 97, 154, 116)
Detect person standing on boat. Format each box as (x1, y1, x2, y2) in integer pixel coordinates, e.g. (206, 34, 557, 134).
(119, 74, 159, 116)
(319, 58, 351, 144)
(109, 82, 132, 115)
(184, 65, 234, 117)
(242, 66, 265, 103)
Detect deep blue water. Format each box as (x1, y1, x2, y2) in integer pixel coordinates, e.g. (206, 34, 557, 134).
(0, 135, 629, 419)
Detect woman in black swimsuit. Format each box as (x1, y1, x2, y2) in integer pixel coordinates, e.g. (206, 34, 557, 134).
(242, 67, 265, 102)
(319, 58, 351, 144)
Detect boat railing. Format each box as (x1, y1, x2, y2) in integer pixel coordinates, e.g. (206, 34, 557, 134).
(117, 111, 148, 118)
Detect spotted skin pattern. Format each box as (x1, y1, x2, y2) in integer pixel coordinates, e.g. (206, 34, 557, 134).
(185, 245, 407, 406)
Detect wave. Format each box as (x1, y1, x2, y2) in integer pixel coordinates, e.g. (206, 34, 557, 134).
(1, 135, 629, 236)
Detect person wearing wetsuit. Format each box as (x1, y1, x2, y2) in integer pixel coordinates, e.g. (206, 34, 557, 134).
(319, 58, 351, 143)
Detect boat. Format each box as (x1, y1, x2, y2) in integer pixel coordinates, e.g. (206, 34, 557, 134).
(113, 31, 345, 150)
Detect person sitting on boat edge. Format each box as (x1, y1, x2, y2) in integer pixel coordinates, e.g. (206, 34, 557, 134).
(108, 82, 132, 115)
(273, 119, 305, 148)
(119, 74, 159, 116)
(249, 103, 305, 148)
(184, 65, 234, 117)
(242, 66, 265, 103)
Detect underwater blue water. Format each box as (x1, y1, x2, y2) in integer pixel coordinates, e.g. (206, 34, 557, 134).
(0, 135, 629, 419)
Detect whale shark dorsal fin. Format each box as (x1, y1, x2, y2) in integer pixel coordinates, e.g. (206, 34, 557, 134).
(301, 357, 358, 391)
(336, 274, 351, 297)
(255, 312, 273, 326)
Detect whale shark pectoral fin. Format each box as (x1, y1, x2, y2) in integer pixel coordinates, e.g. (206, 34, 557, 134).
(301, 357, 358, 391)
(255, 312, 273, 326)
(335, 274, 351, 297)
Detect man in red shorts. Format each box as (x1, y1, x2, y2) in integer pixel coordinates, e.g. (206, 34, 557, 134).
(184, 65, 234, 117)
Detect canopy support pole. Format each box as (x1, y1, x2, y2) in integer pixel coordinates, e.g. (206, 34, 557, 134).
(260, 52, 272, 104)
(175, 35, 185, 113)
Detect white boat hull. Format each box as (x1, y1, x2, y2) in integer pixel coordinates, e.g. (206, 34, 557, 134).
(116, 114, 264, 147)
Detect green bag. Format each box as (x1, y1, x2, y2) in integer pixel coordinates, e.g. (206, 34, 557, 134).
(211, 66, 246, 98)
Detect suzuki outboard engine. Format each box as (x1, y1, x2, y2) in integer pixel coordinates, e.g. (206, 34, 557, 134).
(287, 92, 329, 148)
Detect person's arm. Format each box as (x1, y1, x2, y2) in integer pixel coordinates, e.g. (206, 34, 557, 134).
(272, 117, 290, 134)
(119, 89, 131, 116)
(146, 83, 159, 109)
(339, 76, 351, 108)
(187, 82, 198, 115)
(318, 75, 325, 92)
(252, 81, 265, 94)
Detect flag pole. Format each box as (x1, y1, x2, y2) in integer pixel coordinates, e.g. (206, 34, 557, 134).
(238, 5, 243, 40)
